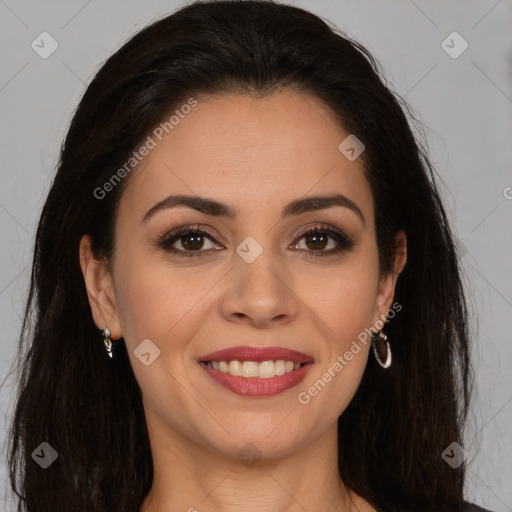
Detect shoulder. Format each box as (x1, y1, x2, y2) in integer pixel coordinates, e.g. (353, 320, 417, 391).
(463, 501, 494, 512)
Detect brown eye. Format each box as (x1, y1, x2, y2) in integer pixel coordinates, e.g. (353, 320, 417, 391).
(303, 232, 329, 251)
(292, 225, 355, 256)
(180, 232, 206, 251)
(157, 226, 222, 257)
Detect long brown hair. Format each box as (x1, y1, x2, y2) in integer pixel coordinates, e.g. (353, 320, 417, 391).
(5, 1, 472, 510)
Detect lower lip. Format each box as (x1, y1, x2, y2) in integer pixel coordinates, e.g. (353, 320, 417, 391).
(199, 362, 313, 397)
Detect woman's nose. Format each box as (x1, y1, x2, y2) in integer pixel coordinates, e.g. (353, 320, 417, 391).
(220, 240, 299, 328)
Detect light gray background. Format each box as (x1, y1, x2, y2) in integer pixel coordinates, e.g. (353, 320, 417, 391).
(1, 0, 511, 510)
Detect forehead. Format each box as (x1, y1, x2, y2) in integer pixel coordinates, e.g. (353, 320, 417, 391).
(118, 89, 373, 224)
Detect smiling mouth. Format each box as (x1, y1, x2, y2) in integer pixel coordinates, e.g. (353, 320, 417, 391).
(199, 360, 312, 397)
(198, 346, 314, 396)
(201, 359, 308, 378)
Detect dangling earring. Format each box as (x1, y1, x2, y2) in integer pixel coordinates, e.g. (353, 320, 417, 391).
(372, 331, 391, 369)
(102, 327, 113, 358)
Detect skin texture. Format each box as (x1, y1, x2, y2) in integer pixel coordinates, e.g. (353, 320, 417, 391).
(80, 89, 407, 512)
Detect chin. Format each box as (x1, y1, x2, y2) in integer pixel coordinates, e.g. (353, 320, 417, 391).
(199, 413, 312, 461)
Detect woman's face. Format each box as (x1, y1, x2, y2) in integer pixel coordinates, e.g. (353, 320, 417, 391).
(82, 88, 405, 460)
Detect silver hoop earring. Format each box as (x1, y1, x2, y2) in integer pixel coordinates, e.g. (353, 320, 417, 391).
(102, 328, 113, 358)
(372, 331, 391, 369)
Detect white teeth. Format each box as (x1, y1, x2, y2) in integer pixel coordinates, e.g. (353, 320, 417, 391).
(274, 359, 286, 376)
(207, 359, 303, 378)
(228, 360, 243, 376)
(242, 361, 259, 377)
(258, 360, 275, 378)
(285, 361, 295, 373)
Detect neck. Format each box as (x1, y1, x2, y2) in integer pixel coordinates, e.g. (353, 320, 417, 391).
(139, 412, 365, 512)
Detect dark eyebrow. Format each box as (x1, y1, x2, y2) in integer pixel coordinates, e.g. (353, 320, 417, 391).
(282, 194, 365, 224)
(142, 193, 365, 224)
(142, 194, 236, 222)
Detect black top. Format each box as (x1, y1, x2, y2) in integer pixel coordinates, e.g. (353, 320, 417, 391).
(464, 502, 493, 512)
(375, 502, 492, 511)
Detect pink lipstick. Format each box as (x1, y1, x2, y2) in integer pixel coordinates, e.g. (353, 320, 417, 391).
(198, 346, 313, 397)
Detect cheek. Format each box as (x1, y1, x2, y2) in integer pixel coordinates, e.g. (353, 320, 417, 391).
(113, 262, 217, 347)
(111, 257, 216, 420)
(291, 252, 378, 413)
(110, 238, 194, 342)
(294, 255, 380, 351)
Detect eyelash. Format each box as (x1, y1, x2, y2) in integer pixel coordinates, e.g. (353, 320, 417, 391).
(155, 223, 355, 258)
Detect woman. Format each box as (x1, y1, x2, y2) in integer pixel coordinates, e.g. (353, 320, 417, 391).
(5, 1, 492, 510)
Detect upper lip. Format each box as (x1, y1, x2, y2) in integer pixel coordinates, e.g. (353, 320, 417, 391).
(199, 346, 314, 364)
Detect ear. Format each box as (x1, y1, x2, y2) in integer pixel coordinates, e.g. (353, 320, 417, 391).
(79, 234, 122, 339)
(372, 230, 407, 325)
